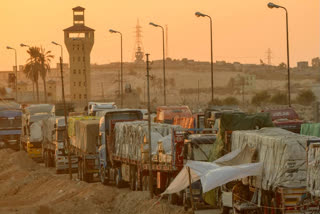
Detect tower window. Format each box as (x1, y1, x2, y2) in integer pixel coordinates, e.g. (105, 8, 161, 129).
(84, 82, 86, 86)
(83, 57, 85, 62)
(73, 57, 75, 62)
(84, 94, 87, 99)
(73, 69, 76, 74)
(74, 94, 76, 99)
(78, 57, 81, 62)
(79, 82, 81, 86)
(79, 69, 81, 74)
(79, 94, 82, 99)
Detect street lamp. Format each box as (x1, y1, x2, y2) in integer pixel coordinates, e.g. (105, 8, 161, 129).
(6, 46, 18, 102)
(20, 43, 30, 48)
(109, 29, 123, 108)
(51, 41, 72, 180)
(268, 2, 291, 107)
(149, 22, 166, 106)
(195, 11, 214, 103)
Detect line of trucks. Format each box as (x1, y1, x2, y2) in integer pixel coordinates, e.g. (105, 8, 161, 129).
(2, 101, 320, 213)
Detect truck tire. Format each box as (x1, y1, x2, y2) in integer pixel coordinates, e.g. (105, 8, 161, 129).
(135, 170, 141, 191)
(115, 170, 122, 188)
(142, 176, 149, 191)
(129, 167, 136, 191)
(100, 166, 109, 185)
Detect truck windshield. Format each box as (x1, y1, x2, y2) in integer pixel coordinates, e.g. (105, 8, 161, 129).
(57, 130, 65, 142)
(0, 117, 21, 129)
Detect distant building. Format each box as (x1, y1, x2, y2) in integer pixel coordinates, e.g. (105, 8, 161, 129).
(47, 80, 57, 102)
(64, 6, 94, 102)
(297, 61, 309, 70)
(312, 57, 320, 68)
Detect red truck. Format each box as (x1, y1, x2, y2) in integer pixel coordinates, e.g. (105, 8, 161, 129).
(262, 108, 304, 133)
(156, 106, 192, 124)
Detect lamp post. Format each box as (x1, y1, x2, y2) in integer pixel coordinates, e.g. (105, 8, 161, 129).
(195, 11, 214, 103)
(52, 41, 72, 180)
(149, 22, 166, 106)
(6, 46, 18, 102)
(109, 29, 123, 108)
(268, 2, 291, 107)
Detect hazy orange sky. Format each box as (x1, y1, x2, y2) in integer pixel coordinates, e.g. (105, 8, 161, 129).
(0, 0, 319, 71)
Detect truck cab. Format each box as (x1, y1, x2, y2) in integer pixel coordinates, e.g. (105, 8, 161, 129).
(21, 104, 55, 162)
(98, 110, 143, 184)
(156, 106, 192, 124)
(88, 102, 117, 116)
(0, 102, 22, 150)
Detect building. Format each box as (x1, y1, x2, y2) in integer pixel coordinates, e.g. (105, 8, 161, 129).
(47, 80, 57, 102)
(297, 61, 309, 70)
(312, 57, 320, 68)
(64, 6, 94, 103)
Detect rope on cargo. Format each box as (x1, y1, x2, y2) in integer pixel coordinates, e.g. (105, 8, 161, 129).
(225, 187, 320, 210)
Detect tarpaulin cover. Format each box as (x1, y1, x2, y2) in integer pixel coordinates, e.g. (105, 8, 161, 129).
(232, 127, 320, 190)
(68, 116, 98, 137)
(162, 145, 262, 195)
(71, 120, 100, 154)
(301, 123, 320, 137)
(42, 117, 56, 143)
(114, 121, 180, 161)
(205, 112, 273, 206)
(307, 143, 320, 197)
(188, 134, 216, 161)
(25, 104, 55, 115)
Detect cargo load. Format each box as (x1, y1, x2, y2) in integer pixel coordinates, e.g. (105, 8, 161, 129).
(301, 123, 320, 137)
(307, 143, 320, 197)
(231, 127, 319, 190)
(113, 121, 180, 161)
(68, 116, 98, 137)
(71, 120, 100, 154)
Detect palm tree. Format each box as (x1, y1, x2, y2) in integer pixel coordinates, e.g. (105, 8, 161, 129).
(39, 47, 54, 103)
(24, 47, 41, 103)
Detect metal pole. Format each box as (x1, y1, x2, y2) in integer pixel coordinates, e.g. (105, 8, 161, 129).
(284, 8, 291, 107)
(208, 16, 214, 103)
(187, 166, 195, 213)
(146, 53, 153, 199)
(120, 33, 123, 108)
(59, 51, 72, 180)
(14, 49, 18, 102)
(160, 26, 166, 106)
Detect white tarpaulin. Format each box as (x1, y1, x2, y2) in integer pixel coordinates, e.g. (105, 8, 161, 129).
(162, 147, 262, 195)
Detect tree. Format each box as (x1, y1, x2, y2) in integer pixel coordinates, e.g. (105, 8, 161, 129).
(296, 89, 316, 106)
(278, 62, 287, 69)
(251, 90, 270, 106)
(223, 96, 239, 105)
(24, 47, 41, 103)
(39, 47, 54, 103)
(270, 91, 287, 105)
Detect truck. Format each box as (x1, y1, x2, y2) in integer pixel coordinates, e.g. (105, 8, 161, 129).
(156, 106, 192, 124)
(98, 109, 187, 196)
(21, 104, 55, 161)
(262, 108, 304, 133)
(68, 117, 100, 182)
(42, 117, 78, 173)
(204, 105, 241, 129)
(222, 128, 320, 214)
(0, 102, 22, 150)
(88, 102, 117, 116)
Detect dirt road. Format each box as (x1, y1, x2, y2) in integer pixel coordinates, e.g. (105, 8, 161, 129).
(0, 149, 187, 214)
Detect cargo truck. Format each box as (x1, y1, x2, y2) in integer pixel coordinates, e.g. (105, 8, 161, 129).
(98, 109, 188, 196)
(0, 102, 22, 150)
(221, 128, 320, 214)
(68, 117, 100, 182)
(21, 104, 55, 161)
(42, 117, 78, 173)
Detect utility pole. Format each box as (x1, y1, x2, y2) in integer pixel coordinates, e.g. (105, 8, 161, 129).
(101, 82, 104, 99)
(146, 53, 153, 199)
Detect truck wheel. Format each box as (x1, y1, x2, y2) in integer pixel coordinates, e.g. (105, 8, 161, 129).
(115, 170, 121, 188)
(135, 170, 141, 191)
(142, 176, 149, 191)
(130, 167, 136, 191)
(100, 166, 109, 185)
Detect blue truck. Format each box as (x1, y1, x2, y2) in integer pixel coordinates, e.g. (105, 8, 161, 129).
(0, 102, 22, 150)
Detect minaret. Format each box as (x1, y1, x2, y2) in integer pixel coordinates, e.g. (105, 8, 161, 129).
(64, 6, 94, 103)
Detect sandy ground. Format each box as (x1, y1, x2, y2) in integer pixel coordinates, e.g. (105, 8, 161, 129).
(0, 149, 190, 214)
